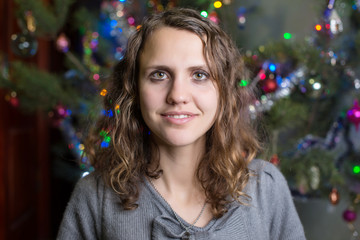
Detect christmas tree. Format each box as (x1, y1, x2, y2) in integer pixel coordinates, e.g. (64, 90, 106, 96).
(1, 0, 360, 238)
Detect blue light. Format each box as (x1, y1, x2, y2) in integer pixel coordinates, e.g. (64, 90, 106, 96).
(119, 0, 126, 2)
(107, 110, 113, 117)
(353, 4, 357, 10)
(101, 109, 114, 117)
(110, 20, 118, 28)
(101, 141, 110, 148)
(269, 63, 276, 72)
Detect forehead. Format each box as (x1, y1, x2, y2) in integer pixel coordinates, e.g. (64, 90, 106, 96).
(139, 27, 207, 67)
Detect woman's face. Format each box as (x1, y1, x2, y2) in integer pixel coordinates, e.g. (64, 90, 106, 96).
(138, 27, 219, 148)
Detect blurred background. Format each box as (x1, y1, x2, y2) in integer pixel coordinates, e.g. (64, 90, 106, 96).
(1, 0, 360, 239)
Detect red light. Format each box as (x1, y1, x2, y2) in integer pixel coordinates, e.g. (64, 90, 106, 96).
(315, 24, 322, 31)
(260, 73, 266, 80)
(325, 24, 330, 29)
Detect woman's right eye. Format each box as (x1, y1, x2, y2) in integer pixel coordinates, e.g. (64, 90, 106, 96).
(150, 71, 168, 80)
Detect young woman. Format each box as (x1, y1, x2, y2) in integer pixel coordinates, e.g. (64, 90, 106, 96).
(57, 8, 306, 240)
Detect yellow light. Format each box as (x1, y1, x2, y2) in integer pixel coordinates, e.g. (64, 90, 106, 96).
(78, 144, 85, 151)
(315, 24, 322, 31)
(100, 89, 108, 96)
(214, 1, 222, 8)
(157, 4, 164, 12)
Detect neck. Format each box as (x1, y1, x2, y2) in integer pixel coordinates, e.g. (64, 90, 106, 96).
(149, 140, 206, 203)
(147, 138, 213, 228)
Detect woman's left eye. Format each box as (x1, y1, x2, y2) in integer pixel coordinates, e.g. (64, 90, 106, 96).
(193, 71, 209, 81)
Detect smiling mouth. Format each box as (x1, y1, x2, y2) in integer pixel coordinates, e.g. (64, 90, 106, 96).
(166, 114, 192, 119)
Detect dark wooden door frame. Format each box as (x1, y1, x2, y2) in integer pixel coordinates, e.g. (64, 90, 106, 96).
(0, 0, 51, 239)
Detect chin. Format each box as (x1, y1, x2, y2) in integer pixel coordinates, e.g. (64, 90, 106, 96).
(162, 136, 205, 148)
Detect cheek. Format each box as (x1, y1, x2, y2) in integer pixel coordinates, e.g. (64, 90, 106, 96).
(139, 89, 157, 115)
(210, 92, 220, 122)
(199, 90, 219, 117)
(209, 87, 220, 111)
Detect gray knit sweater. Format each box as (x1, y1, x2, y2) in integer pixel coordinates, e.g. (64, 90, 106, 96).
(57, 159, 306, 239)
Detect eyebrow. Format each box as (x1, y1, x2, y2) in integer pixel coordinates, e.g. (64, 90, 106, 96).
(144, 64, 209, 72)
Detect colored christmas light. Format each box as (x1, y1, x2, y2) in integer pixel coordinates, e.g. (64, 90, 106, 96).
(313, 82, 322, 90)
(100, 89, 108, 96)
(283, 32, 292, 39)
(269, 63, 276, 72)
(101, 141, 110, 148)
(353, 165, 360, 174)
(238, 16, 246, 24)
(259, 71, 266, 80)
(200, 11, 208, 18)
(239, 79, 248, 87)
(102, 109, 114, 117)
(214, 1, 222, 8)
(127, 17, 135, 25)
(209, 11, 219, 24)
(329, 188, 340, 205)
(104, 136, 111, 143)
(93, 73, 100, 81)
(315, 24, 322, 31)
(347, 100, 360, 130)
(115, 104, 120, 114)
(100, 130, 108, 137)
(56, 33, 70, 52)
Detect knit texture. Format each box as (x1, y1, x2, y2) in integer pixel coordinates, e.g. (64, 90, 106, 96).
(57, 159, 306, 239)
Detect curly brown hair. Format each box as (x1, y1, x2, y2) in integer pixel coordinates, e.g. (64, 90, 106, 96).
(84, 8, 261, 218)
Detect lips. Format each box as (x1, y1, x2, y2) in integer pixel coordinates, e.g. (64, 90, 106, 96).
(160, 111, 197, 124)
(165, 114, 191, 119)
(161, 111, 196, 117)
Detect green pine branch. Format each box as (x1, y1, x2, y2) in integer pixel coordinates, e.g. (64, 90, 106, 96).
(14, 0, 74, 37)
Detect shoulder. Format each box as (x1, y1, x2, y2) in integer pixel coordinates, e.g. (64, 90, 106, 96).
(248, 158, 286, 183)
(245, 158, 292, 210)
(57, 172, 106, 239)
(244, 159, 306, 239)
(74, 171, 103, 191)
(70, 171, 106, 200)
(62, 171, 112, 221)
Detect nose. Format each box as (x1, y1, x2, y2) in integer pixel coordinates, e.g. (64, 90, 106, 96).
(166, 77, 190, 105)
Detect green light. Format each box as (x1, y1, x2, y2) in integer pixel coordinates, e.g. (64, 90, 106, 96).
(100, 130, 108, 137)
(84, 48, 92, 55)
(353, 165, 360, 174)
(104, 136, 111, 143)
(283, 32, 292, 40)
(200, 11, 208, 18)
(239, 79, 248, 87)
